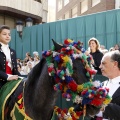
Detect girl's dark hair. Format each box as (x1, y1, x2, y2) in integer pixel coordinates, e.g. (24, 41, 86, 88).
(0, 25, 10, 33)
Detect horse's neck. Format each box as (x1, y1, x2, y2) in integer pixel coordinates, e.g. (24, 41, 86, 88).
(24, 60, 58, 120)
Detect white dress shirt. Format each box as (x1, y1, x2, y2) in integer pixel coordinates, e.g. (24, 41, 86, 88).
(0, 42, 12, 69)
(96, 76, 120, 119)
(104, 76, 120, 97)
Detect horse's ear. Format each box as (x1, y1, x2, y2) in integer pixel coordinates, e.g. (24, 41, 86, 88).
(52, 39, 63, 51)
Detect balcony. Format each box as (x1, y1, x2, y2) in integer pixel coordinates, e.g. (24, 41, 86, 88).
(0, 0, 48, 23)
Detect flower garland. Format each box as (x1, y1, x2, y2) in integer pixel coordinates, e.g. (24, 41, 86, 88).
(42, 39, 111, 120)
(54, 81, 111, 120)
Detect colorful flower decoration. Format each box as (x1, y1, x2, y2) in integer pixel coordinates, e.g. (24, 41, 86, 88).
(42, 39, 111, 120)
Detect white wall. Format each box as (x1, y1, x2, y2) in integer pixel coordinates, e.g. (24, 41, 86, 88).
(0, 0, 48, 22)
(115, 0, 120, 8)
(47, 0, 56, 22)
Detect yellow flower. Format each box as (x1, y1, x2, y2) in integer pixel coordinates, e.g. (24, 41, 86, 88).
(68, 107, 74, 114)
(67, 117, 72, 120)
(67, 39, 73, 43)
(62, 56, 70, 66)
(77, 85, 83, 92)
(63, 86, 68, 92)
(103, 98, 111, 105)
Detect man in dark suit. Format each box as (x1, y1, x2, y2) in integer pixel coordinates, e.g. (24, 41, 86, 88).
(0, 25, 21, 88)
(93, 50, 120, 120)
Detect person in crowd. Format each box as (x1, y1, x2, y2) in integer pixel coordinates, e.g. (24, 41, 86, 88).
(114, 44, 120, 51)
(88, 37, 103, 74)
(25, 61, 33, 74)
(109, 47, 115, 52)
(29, 57, 34, 63)
(24, 52, 31, 62)
(33, 55, 40, 66)
(21, 60, 27, 75)
(92, 50, 120, 120)
(100, 45, 105, 50)
(16, 58, 22, 66)
(100, 45, 108, 55)
(17, 63, 26, 75)
(33, 51, 39, 58)
(0, 25, 21, 88)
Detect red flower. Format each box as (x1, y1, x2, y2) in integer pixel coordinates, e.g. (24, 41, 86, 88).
(63, 108, 68, 114)
(76, 111, 83, 117)
(64, 39, 70, 45)
(90, 98, 104, 106)
(88, 69, 97, 75)
(18, 93, 22, 99)
(19, 103, 23, 109)
(71, 115, 77, 120)
(68, 81, 77, 92)
(48, 67, 54, 73)
(61, 48, 66, 52)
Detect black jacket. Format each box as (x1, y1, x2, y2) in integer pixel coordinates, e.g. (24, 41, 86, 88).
(91, 84, 120, 120)
(90, 50, 103, 74)
(0, 44, 21, 87)
(103, 87, 120, 120)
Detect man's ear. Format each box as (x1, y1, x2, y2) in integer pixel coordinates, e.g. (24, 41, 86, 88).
(52, 39, 63, 51)
(114, 61, 118, 68)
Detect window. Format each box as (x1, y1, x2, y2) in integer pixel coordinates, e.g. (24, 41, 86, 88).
(72, 5, 77, 18)
(64, 0, 69, 6)
(58, 0, 62, 11)
(92, 0, 101, 7)
(64, 12, 69, 19)
(81, 0, 88, 14)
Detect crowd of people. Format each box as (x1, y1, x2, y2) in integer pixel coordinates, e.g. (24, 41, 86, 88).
(16, 51, 40, 75)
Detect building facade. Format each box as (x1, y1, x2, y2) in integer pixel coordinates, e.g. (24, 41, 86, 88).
(56, 0, 115, 20)
(0, 0, 48, 28)
(47, 0, 56, 22)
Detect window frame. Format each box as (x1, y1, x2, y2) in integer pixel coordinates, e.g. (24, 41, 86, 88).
(92, 0, 101, 7)
(81, 0, 88, 14)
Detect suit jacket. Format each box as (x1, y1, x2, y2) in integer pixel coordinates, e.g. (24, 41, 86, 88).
(90, 82, 120, 120)
(0, 44, 21, 87)
(103, 86, 120, 120)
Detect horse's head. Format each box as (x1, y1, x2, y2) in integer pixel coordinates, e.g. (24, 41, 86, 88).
(50, 39, 110, 119)
(51, 39, 94, 85)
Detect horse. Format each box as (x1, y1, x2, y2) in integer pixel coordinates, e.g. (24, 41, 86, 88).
(1, 39, 101, 120)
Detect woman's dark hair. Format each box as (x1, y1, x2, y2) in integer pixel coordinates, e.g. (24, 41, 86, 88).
(0, 25, 10, 33)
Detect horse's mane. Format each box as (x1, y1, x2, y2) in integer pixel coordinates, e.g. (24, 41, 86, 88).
(26, 58, 46, 85)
